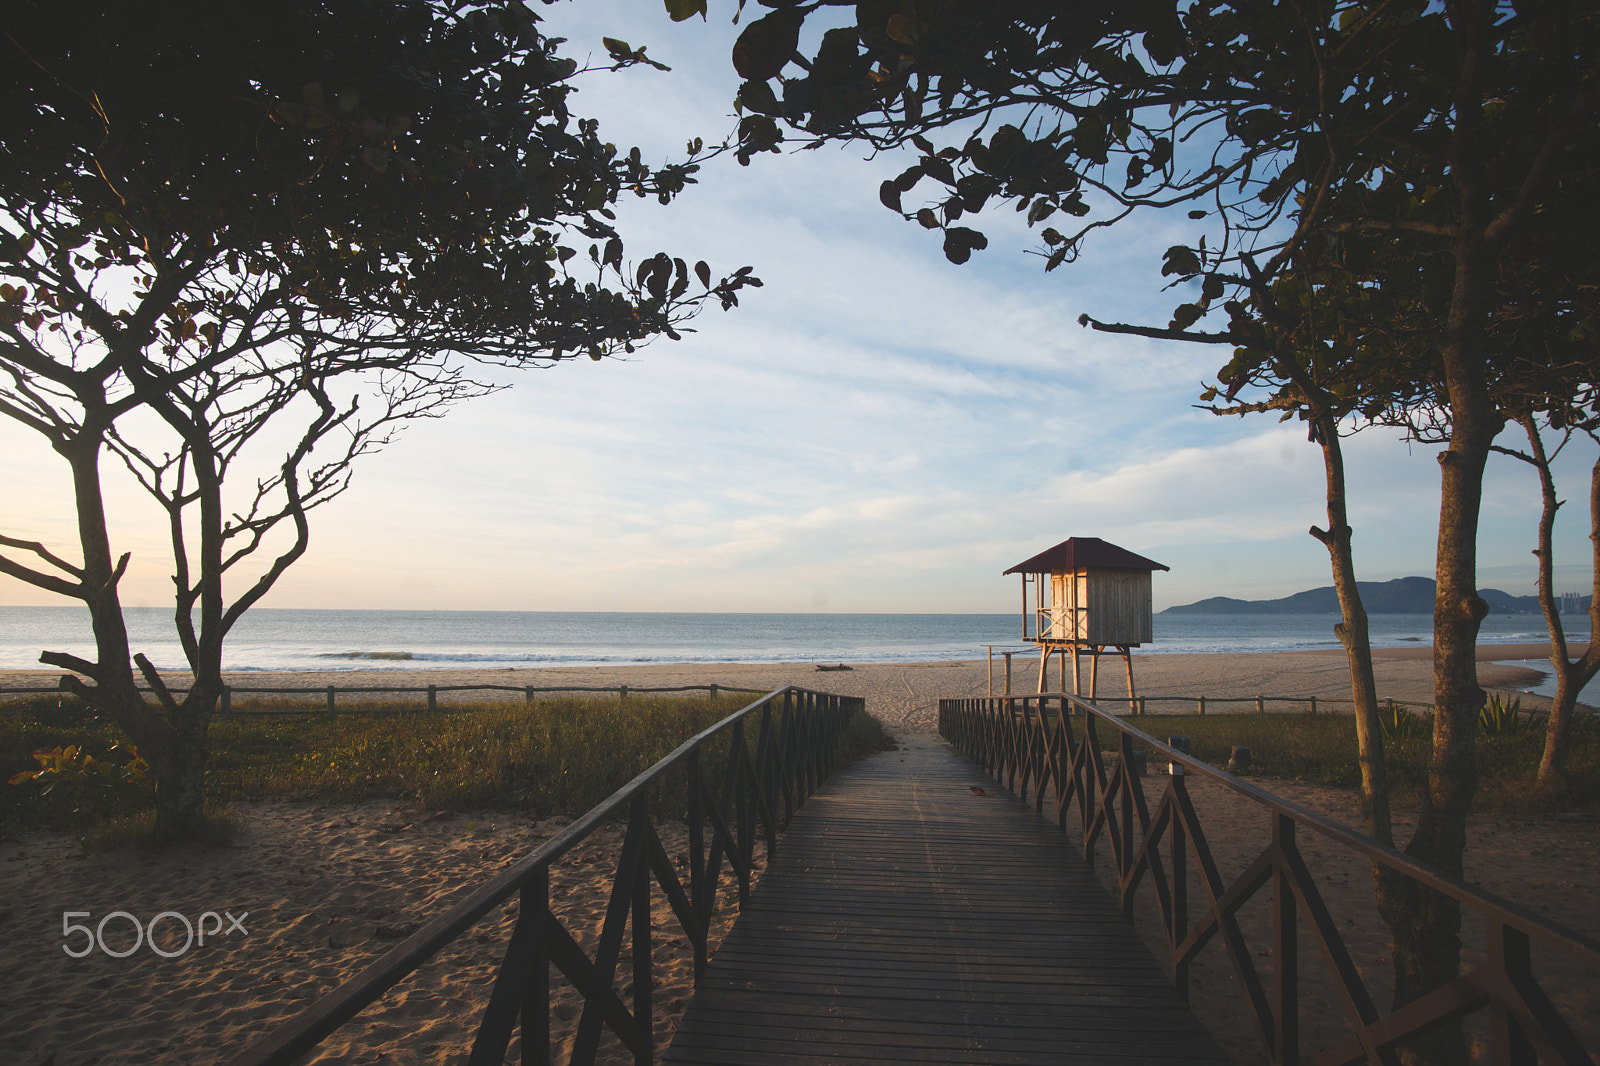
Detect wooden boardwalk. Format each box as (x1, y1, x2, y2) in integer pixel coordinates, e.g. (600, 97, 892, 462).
(663, 734, 1232, 1065)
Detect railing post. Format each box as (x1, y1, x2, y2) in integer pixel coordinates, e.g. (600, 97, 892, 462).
(630, 795, 653, 1066)
(520, 867, 551, 1066)
(733, 717, 752, 904)
(1119, 731, 1136, 902)
(1273, 813, 1299, 1066)
(1488, 921, 1537, 1066)
(326, 686, 336, 716)
(427, 685, 437, 712)
(755, 701, 778, 857)
(686, 745, 706, 971)
(1171, 761, 1189, 1001)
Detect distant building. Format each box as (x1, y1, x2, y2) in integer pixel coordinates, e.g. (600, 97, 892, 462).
(1003, 537, 1168, 701)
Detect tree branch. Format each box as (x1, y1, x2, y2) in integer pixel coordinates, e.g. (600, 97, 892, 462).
(1079, 314, 1236, 344)
(133, 653, 181, 715)
(39, 649, 100, 678)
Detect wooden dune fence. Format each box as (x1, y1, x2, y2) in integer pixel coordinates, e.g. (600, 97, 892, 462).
(0, 682, 766, 715)
(939, 693, 1600, 1066)
(1131, 695, 1435, 717)
(231, 685, 860, 1066)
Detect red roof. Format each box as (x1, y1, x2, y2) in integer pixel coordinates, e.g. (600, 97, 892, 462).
(1003, 537, 1169, 575)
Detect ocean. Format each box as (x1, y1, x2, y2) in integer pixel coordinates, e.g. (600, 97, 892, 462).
(0, 605, 1587, 686)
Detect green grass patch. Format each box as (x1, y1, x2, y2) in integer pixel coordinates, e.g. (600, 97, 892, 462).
(1114, 710, 1600, 814)
(2, 692, 891, 839)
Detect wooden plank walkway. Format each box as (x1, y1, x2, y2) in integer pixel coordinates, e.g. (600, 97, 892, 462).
(663, 734, 1232, 1065)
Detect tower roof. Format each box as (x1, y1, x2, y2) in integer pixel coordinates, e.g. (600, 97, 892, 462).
(1003, 537, 1169, 575)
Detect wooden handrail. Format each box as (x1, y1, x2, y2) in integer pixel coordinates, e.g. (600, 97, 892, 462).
(939, 692, 1599, 1066)
(232, 685, 862, 1066)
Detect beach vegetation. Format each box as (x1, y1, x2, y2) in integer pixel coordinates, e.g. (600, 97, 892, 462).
(1377, 702, 1428, 745)
(683, 1, 1597, 1056)
(1477, 694, 1546, 740)
(1, 692, 891, 839)
(0, 1, 757, 842)
(1126, 712, 1600, 813)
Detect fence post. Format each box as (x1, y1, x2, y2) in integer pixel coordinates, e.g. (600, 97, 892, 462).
(525, 686, 533, 705)
(710, 683, 719, 700)
(326, 686, 336, 716)
(1309, 695, 1318, 716)
(1198, 696, 1206, 716)
(220, 685, 231, 718)
(427, 685, 437, 712)
(620, 684, 628, 700)
(1257, 695, 1265, 715)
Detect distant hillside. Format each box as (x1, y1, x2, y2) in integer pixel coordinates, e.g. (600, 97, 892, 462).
(1162, 576, 1590, 615)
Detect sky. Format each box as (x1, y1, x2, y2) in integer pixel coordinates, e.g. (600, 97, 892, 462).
(0, 1, 1592, 615)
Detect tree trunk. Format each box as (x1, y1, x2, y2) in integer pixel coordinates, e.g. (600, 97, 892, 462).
(1307, 411, 1393, 846)
(59, 428, 216, 839)
(1536, 443, 1600, 793)
(152, 714, 213, 839)
(1382, 8, 1500, 1059)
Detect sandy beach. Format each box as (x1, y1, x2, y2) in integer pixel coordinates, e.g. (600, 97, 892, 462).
(2, 648, 1593, 1065)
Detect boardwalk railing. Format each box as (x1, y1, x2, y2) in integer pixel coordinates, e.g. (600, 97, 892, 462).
(234, 685, 861, 1066)
(939, 693, 1600, 1066)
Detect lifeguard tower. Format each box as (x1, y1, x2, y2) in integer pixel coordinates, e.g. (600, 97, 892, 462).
(1003, 537, 1168, 702)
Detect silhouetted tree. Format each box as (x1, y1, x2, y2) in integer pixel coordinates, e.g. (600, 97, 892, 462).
(0, 0, 757, 839)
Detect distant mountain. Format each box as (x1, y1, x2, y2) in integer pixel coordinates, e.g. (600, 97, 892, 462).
(1162, 576, 1590, 615)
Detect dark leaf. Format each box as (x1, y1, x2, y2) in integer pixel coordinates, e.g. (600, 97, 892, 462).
(732, 9, 804, 81)
(1161, 245, 1202, 277)
(942, 227, 988, 265)
(738, 78, 781, 116)
(735, 114, 783, 158)
(663, 0, 708, 21)
(1170, 302, 1204, 330)
(892, 165, 924, 193)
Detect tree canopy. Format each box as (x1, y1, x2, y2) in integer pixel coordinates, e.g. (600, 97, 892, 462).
(0, 0, 757, 837)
